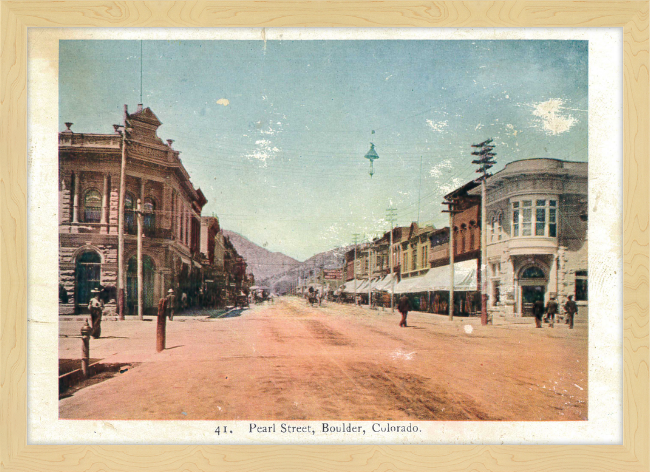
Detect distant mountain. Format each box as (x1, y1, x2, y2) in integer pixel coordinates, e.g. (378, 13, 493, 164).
(222, 230, 300, 283)
(258, 245, 350, 295)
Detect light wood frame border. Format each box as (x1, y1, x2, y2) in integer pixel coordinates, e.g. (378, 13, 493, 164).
(1, 2, 647, 471)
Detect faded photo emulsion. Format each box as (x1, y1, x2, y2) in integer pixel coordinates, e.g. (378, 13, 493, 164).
(56, 38, 590, 436)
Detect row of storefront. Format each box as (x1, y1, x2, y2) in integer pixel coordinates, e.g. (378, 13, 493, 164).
(339, 158, 588, 318)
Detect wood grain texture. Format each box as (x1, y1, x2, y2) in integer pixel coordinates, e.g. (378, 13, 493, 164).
(1, 2, 648, 471)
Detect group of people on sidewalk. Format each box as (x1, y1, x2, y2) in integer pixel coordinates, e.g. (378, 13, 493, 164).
(533, 295, 578, 329)
(396, 293, 578, 329)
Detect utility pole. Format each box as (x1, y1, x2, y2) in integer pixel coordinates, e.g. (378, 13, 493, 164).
(352, 233, 360, 304)
(442, 197, 460, 321)
(366, 247, 373, 307)
(472, 138, 496, 326)
(136, 197, 144, 320)
(417, 155, 423, 224)
(116, 105, 131, 320)
(386, 207, 397, 312)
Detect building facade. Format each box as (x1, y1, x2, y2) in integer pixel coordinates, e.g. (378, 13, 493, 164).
(472, 158, 588, 317)
(59, 105, 207, 315)
(399, 223, 435, 279)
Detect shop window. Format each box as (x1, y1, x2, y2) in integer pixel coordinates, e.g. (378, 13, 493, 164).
(84, 189, 102, 223)
(575, 270, 588, 301)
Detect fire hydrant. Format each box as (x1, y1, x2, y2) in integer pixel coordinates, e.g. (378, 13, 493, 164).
(156, 297, 168, 353)
(80, 320, 92, 378)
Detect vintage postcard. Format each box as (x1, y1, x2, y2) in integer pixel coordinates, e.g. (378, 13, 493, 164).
(27, 28, 622, 445)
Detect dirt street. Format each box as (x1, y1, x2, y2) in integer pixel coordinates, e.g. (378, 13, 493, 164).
(59, 297, 587, 421)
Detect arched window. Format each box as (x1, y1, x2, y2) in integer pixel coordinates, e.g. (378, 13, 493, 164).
(125, 193, 136, 235)
(144, 198, 156, 236)
(521, 266, 545, 279)
(469, 224, 476, 250)
(460, 225, 467, 253)
(84, 189, 101, 223)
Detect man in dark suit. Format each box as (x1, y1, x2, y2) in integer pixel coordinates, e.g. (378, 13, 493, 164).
(398, 295, 411, 328)
(545, 296, 559, 328)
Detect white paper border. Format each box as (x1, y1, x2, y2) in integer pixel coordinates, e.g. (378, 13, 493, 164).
(27, 27, 622, 445)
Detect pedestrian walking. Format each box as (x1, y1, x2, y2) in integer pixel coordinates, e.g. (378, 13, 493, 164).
(87, 288, 104, 339)
(397, 295, 411, 328)
(545, 296, 559, 328)
(166, 288, 175, 321)
(564, 295, 578, 329)
(533, 298, 544, 328)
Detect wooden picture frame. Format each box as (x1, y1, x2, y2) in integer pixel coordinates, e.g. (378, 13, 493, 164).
(1, 2, 647, 471)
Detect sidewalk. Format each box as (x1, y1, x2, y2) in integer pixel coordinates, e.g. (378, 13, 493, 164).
(59, 306, 244, 365)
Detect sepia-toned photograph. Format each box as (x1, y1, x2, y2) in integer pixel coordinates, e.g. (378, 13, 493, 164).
(57, 38, 588, 425)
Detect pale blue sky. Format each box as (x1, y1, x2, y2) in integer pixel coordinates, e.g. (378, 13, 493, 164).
(60, 40, 587, 260)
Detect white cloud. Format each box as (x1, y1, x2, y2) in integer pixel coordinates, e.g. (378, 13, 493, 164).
(245, 139, 280, 165)
(505, 123, 519, 137)
(532, 98, 577, 135)
(426, 119, 449, 133)
(439, 177, 464, 195)
(429, 159, 453, 179)
(216, 98, 230, 106)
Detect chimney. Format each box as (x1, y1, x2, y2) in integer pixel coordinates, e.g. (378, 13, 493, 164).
(137, 104, 143, 112)
(123, 104, 128, 126)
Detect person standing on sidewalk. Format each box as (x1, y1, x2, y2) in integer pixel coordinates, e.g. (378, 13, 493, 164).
(88, 288, 104, 339)
(166, 288, 176, 321)
(564, 295, 578, 329)
(533, 299, 544, 328)
(398, 295, 411, 328)
(545, 296, 559, 328)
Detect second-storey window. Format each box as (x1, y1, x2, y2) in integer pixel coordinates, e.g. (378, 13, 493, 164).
(522, 200, 532, 236)
(512, 203, 519, 237)
(125, 193, 136, 235)
(411, 245, 418, 271)
(144, 198, 155, 236)
(512, 199, 558, 238)
(84, 189, 102, 223)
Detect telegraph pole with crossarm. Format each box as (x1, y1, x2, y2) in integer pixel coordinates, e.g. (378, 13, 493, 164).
(472, 139, 496, 326)
(442, 197, 460, 321)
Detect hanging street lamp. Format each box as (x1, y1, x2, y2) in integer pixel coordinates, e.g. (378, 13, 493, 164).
(364, 142, 380, 178)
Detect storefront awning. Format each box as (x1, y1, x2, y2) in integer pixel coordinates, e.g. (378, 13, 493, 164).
(421, 259, 478, 291)
(394, 260, 478, 294)
(374, 273, 397, 292)
(394, 274, 427, 294)
(341, 279, 365, 294)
